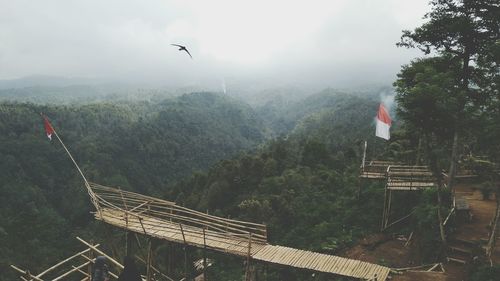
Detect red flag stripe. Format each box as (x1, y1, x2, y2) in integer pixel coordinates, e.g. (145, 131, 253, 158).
(377, 104, 392, 126)
(43, 116, 55, 140)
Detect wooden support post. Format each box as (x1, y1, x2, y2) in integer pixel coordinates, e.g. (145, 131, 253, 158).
(381, 187, 388, 231)
(264, 264, 268, 281)
(179, 223, 188, 280)
(245, 233, 252, 281)
(138, 217, 148, 235)
(146, 238, 153, 281)
(87, 245, 94, 281)
(119, 187, 129, 228)
(203, 227, 208, 281)
(385, 190, 393, 229)
(166, 242, 171, 275)
(136, 255, 175, 281)
(125, 231, 130, 257)
(361, 140, 367, 172)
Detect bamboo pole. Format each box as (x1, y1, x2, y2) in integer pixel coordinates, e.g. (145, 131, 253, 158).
(35, 247, 97, 279)
(385, 190, 393, 229)
(203, 227, 207, 281)
(42, 114, 99, 212)
(71, 265, 90, 278)
(10, 265, 44, 281)
(245, 233, 252, 281)
(76, 237, 124, 269)
(79, 255, 119, 279)
(381, 187, 388, 231)
(136, 256, 175, 281)
(180, 223, 188, 280)
(146, 239, 153, 281)
(87, 245, 94, 281)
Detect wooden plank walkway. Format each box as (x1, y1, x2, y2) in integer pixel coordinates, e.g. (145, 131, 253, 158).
(252, 245, 390, 280)
(96, 208, 265, 256)
(96, 208, 391, 280)
(386, 181, 436, 190)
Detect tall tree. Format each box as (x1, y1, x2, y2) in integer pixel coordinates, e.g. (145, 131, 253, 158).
(397, 0, 500, 188)
(394, 56, 462, 244)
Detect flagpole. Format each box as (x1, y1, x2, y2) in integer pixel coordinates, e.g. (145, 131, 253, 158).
(42, 114, 100, 211)
(362, 140, 367, 171)
(52, 129, 89, 186)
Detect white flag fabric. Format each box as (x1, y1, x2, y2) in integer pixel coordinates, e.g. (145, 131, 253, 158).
(375, 104, 392, 140)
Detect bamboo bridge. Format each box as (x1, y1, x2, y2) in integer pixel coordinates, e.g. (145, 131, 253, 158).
(90, 182, 391, 280)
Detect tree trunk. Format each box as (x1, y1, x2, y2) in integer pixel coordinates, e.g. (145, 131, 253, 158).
(425, 134, 447, 245)
(447, 130, 459, 189)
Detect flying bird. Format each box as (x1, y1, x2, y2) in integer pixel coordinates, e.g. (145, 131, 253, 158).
(171, 44, 193, 59)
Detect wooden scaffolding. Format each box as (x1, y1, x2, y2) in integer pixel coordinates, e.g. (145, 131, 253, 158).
(10, 237, 175, 281)
(380, 165, 436, 230)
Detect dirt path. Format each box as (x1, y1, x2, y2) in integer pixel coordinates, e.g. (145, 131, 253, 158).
(453, 184, 496, 243)
(342, 182, 499, 281)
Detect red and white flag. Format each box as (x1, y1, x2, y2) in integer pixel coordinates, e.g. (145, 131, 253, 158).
(375, 104, 391, 140)
(43, 115, 55, 140)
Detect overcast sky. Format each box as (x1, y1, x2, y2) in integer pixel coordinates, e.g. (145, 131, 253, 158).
(0, 0, 431, 89)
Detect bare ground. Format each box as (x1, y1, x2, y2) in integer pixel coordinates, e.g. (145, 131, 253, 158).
(342, 182, 499, 281)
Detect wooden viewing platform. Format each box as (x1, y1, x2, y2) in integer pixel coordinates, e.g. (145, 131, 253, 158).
(91, 183, 391, 280)
(378, 164, 437, 230)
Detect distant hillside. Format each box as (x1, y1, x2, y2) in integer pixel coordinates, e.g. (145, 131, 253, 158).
(167, 92, 385, 249)
(0, 92, 268, 280)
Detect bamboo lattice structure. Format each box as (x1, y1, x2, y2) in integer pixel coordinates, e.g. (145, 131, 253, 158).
(359, 161, 399, 179)
(10, 238, 110, 281)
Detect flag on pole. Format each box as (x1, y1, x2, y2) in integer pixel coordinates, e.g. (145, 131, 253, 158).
(375, 104, 391, 140)
(43, 115, 54, 140)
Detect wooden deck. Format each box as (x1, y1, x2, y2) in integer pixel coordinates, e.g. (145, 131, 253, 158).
(253, 245, 390, 280)
(386, 181, 436, 190)
(96, 208, 265, 256)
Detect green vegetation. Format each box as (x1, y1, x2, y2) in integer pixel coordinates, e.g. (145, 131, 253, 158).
(0, 1, 498, 280)
(0, 88, 393, 280)
(0, 92, 268, 280)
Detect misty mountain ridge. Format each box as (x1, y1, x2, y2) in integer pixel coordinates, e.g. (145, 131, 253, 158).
(0, 75, 392, 106)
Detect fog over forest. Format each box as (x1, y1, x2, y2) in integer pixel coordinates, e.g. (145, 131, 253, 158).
(1, 0, 429, 91)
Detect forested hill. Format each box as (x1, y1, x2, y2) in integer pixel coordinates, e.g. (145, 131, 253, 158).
(0, 89, 389, 280)
(0, 92, 269, 279)
(255, 87, 393, 136)
(167, 93, 386, 250)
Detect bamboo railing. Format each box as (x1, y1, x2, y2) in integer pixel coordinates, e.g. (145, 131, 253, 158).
(386, 165, 436, 191)
(89, 183, 268, 246)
